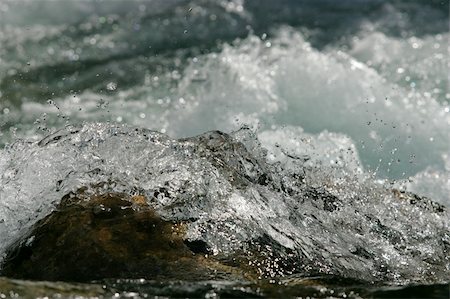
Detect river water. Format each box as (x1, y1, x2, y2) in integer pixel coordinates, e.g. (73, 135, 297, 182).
(0, 0, 449, 298)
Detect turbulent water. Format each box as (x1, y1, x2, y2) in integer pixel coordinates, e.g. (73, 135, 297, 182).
(0, 0, 449, 297)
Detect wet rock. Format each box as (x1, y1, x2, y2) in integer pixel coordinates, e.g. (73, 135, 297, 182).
(0, 185, 313, 284)
(0, 193, 226, 282)
(1, 128, 448, 285)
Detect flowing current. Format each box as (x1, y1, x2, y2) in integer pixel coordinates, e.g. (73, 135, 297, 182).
(0, 0, 449, 287)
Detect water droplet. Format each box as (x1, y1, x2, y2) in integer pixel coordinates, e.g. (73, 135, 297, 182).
(106, 82, 117, 91)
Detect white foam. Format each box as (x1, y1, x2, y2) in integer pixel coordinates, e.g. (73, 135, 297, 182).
(163, 28, 449, 179)
(0, 123, 448, 283)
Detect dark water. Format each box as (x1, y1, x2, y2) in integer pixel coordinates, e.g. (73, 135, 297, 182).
(0, 0, 449, 298)
(0, 276, 449, 298)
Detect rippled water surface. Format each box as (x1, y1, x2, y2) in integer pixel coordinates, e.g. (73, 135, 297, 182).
(0, 0, 449, 298)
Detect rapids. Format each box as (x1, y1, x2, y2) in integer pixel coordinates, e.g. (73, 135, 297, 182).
(0, 0, 449, 295)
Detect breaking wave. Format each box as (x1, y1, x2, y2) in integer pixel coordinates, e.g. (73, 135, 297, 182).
(0, 123, 449, 284)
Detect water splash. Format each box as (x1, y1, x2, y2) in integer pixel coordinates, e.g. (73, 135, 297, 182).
(0, 123, 448, 284)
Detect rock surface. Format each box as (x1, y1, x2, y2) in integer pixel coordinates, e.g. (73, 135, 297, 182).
(0, 192, 229, 282)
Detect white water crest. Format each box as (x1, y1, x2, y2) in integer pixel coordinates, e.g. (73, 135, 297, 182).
(0, 123, 449, 284)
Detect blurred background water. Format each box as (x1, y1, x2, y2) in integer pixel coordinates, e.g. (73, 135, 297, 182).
(1, 0, 449, 182)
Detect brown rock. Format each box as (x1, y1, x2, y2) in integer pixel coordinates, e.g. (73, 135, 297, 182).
(1, 192, 218, 282)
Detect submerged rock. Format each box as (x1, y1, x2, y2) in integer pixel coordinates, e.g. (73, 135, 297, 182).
(0, 125, 449, 285)
(2, 186, 446, 284)
(0, 192, 233, 282)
